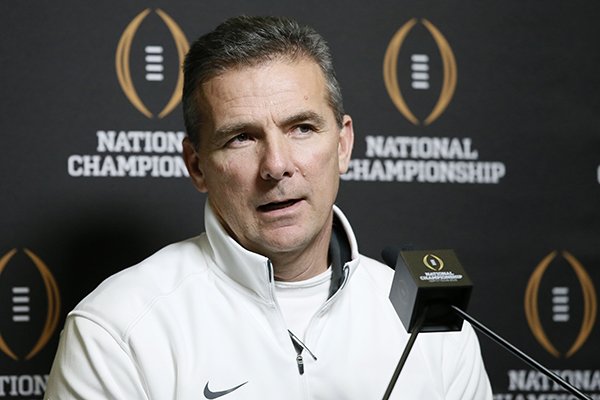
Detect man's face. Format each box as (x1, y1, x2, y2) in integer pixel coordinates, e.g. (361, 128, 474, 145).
(183, 58, 354, 262)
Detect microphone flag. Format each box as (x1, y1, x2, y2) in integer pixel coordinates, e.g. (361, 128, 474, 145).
(386, 248, 472, 333)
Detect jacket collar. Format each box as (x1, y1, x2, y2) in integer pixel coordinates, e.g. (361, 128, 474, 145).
(204, 201, 360, 304)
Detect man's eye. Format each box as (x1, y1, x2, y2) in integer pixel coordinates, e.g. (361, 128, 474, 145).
(295, 125, 314, 135)
(227, 133, 251, 146)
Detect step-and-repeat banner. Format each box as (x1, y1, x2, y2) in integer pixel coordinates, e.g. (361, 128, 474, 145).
(1, 1, 599, 398)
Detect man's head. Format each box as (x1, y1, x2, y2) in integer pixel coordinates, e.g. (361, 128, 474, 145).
(182, 16, 354, 279)
(182, 15, 344, 149)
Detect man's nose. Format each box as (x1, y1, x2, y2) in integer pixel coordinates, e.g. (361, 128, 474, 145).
(259, 136, 295, 181)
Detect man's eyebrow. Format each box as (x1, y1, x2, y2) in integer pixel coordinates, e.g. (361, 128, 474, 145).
(280, 111, 327, 128)
(213, 122, 254, 141)
(212, 111, 327, 141)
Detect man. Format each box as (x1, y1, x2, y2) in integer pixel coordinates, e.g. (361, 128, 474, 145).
(45, 16, 492, 399)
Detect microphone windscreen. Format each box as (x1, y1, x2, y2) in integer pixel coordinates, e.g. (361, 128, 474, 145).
(382, 243, 415, 269)
(381, 246, 400, 269)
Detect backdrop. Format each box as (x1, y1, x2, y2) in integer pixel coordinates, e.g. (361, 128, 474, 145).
(1, 1, 599, 398)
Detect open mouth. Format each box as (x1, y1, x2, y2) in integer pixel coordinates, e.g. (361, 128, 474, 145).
(257, 199, 301, 212)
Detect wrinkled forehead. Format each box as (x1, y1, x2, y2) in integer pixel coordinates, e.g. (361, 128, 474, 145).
(195, 58, 330, 139)
(200, 54, 324, 98)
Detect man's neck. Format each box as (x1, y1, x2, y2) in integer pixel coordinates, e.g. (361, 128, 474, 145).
(272, 252, 328, 282)
(271, 227, 332, 282)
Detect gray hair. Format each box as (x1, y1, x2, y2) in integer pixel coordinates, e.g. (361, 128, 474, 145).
(182, 15, 345, 147)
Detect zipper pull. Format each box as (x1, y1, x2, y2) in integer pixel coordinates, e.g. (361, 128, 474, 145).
(288, 330, 317, 375)
(288, 330, 318, 361)
(296, 354, 304, 375)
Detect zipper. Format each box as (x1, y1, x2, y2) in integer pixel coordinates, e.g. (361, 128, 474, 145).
(288, 330, 317, 375)
(315, 264, 350, 314)
(267, 260, 349, 377)
(290, 264, 350, 375)
(266, 260, 316, 376)
(266, 260, 277, 307)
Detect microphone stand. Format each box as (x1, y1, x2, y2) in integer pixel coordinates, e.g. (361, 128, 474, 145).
(383, 305, 592, 400)
(450, 305, 591, 400)
(382, 307, 428, 400)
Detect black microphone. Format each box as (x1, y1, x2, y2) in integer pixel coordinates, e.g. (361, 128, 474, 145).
(381, 246, 592, 400)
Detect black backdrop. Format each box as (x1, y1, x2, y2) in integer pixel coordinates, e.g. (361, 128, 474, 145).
(1, 1, 599, 398)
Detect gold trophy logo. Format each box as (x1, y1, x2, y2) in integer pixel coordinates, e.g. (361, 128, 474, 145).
(423, 253, 445, 271)
(525, 251, 597, 358)
(383, 19, 457, 125)
(0, 248, 61, 360)
(116, 9, 189, 119)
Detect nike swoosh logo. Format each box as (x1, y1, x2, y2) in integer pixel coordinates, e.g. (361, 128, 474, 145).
(204, 381, 248, 399)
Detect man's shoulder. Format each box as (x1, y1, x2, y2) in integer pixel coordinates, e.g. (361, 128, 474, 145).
(69, 235, 211, 336)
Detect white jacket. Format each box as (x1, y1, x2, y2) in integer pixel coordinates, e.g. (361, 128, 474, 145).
(45, 204, 492, 399)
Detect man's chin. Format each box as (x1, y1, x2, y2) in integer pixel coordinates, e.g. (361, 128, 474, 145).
(248, 229, 309, 257)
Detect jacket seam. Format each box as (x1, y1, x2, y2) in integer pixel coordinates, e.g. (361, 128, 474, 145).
(66, 312, 151, 399)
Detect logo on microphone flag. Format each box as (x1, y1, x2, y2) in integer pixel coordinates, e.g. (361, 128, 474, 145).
(423, 253, 445, 271)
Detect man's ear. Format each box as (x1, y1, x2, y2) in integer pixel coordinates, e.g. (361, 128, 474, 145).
(182, 137, 208, 193)
(337, 115, 355, 174)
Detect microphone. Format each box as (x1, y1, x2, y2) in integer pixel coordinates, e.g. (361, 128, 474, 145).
(381, 246, 591, 400)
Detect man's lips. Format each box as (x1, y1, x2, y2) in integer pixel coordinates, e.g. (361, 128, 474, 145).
(257, 199, 302, 212)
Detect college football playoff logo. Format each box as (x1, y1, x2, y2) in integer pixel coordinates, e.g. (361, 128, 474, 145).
(525, 250, 597, 358)
(116, 9, 189, 119)
(423, 253, 444, 271)
(383, 19, 457, 125)
(0, 248, 60, 361)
